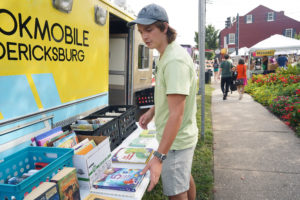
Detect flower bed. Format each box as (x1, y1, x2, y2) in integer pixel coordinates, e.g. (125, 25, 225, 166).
(245, 64, 300, 136)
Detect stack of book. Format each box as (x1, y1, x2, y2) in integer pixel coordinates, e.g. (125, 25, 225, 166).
(112, 147, 153, 164)
(25, 167, 80, 200)
(128, 129, 156, 147)
(92, 168, 145, 192)
(70, 117, 114, 131)
(33, 127, 79, 149)
(73, 138, 97, 155)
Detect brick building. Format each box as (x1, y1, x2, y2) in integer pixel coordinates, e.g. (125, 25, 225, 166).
(219, 5, 300, 54)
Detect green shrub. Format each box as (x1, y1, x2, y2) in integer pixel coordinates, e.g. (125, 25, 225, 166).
(246, 66, 300, 134)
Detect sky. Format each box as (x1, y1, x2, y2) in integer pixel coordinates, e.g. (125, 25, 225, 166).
(125, 0, 300, 46)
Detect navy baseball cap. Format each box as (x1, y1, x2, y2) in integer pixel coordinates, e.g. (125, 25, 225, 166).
(127, 4, 169, 26)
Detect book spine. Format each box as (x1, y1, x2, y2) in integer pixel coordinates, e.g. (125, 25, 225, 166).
(95, 185, 136, 192)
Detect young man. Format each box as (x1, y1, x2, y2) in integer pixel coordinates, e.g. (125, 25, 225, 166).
(218, 54, 234, 100)
(128, 4, 198, 200)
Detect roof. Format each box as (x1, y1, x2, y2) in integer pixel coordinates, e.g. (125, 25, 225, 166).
(249, 34, 300, 51)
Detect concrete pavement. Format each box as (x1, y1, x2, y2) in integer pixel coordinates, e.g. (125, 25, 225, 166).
(211, 80, 300, 200)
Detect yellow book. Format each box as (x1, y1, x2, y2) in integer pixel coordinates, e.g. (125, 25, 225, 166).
(75, 140, 96, 155)
(84, 193, 120, 200)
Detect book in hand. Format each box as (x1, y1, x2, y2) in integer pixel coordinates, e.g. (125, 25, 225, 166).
(84, 193, 120, 200)
(112, 147, 153, 164)
(24, 182, 59, 200)
(93, 168, 145, 192)
(139, 129, 156, 138)
(129, 137, 152, 147)
(51, 167, 80, 200)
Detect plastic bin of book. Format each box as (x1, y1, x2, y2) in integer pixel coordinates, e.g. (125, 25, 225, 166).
(0, 146, 74, 200)
(70, 116, 121, 151)
(90, 105, 137, 141)
(135, 87, 154, 107)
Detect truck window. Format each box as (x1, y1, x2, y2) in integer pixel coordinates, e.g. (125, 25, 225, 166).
(138, 44, 149, 69)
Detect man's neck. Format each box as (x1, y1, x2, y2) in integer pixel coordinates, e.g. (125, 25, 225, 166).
(157, 39, 169, 57)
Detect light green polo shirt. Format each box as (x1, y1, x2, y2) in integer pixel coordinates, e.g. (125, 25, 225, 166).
(154, 42, 198, 150)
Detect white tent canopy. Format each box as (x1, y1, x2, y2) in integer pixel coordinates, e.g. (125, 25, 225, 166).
(250, 34, 300, 52)
(230, 47, 249, 57)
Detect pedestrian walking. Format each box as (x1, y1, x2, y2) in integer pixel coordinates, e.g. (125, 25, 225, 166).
(213, 57, 220, 82)
(218, 54, 234, 100)
(236, 58, 247, 100)
(128, 4, 198, 200)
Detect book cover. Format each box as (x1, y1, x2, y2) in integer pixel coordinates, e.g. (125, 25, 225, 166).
(84, 193, 120, 200)
(53, 132, 78, 148)
(93, 168, 145, 192)
(72, 138, 89, 151)
(47, 130, 72, 147)
(24, 182, 59, 200)
(37, 130, 63, 146)
(129, 137, 152, 147)
(139, 129, 156, 138)
(75, 139, 96, 155)
(71, 123, 100, 131)
(51, 167, 80, 200)
(112, 147, 153, 164)
(34, 127, 62, 144)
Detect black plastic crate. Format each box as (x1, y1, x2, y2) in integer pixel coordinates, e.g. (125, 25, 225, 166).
(118, 107, 137, 140)
(121, 122, 138, 140)
(90, 105, 137, 141)
(135, 87, 154, 106)
(64, 116, 121, 151)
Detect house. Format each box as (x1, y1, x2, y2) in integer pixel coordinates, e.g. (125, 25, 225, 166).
(220, 5, 300, 54)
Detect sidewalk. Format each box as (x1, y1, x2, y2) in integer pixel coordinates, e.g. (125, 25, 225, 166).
(211, 80, 300, 200)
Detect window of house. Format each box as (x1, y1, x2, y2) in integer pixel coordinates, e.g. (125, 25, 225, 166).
(223, 36, 227, 47)
(267, 12, 274, 21)
(138, 44, 149, 69)
(246, 15, 252, 23)
(229, 33, 235, 44)
(285, 28, 293, 38)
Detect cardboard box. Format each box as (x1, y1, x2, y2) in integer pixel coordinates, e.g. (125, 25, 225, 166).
(73, 135, 112, 189)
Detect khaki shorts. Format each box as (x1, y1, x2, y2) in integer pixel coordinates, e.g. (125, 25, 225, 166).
(161, 145, 196, 196)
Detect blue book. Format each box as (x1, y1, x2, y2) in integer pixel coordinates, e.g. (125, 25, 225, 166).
(93, 168, 145, 192)
(35, 127, 62, 143)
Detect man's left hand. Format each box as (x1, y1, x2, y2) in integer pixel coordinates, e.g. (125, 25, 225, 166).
(140, 157, 162, 191)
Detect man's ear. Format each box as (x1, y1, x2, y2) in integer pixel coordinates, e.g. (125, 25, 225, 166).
(163, 22, 169, 34)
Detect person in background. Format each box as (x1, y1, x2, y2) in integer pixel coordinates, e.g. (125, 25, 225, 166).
(213, 57, 220, 82)
(218, 54, 234, 100)
(277, 54, 288, 69)
(262, 56, 268, 73)
(236, 58, 247, 100)
(128, 4, 198, 200)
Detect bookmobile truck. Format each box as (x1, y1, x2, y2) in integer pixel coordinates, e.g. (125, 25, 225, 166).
(0, 0, 153, 197)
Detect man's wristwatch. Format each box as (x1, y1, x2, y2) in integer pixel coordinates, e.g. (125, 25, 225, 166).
(153, 151, 167, 162)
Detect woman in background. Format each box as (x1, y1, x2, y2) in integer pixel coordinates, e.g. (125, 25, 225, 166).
(236, 59, 247, 100)
(213, 57, 219, 82)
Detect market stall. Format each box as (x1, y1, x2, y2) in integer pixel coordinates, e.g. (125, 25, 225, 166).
(248, 34, 300, 76)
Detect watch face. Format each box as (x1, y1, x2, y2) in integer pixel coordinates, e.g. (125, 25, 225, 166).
(154, 151, 166, 161)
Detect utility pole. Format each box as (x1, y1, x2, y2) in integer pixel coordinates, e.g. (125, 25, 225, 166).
(198, 0, 205, 140)
(235, 13, 239, 55)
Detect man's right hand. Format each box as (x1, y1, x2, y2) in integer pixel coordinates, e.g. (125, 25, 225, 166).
(138, 107, 154, 129)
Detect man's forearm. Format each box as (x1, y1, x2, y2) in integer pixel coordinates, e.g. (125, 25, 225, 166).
(157, 112, 183, 154)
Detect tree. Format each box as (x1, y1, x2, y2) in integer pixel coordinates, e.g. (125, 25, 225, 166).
(194, 24, 219, 59)
(294, 33, 300, 40)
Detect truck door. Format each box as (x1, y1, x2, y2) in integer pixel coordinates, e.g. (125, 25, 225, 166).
(109, 35, 129, 105)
